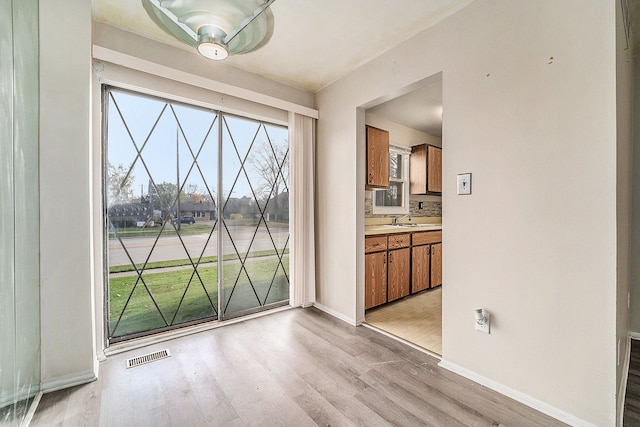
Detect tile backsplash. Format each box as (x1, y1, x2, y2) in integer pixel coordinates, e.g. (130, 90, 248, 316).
(364, 192, 442, 218)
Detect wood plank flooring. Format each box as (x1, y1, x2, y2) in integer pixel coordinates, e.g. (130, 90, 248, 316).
(625, 339, 640, 426)
(31, 307, 566, 426)
(366, 287, 442, 355)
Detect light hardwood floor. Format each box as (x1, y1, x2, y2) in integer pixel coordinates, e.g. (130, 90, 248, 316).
(31, 307, 566, 426)
(625, 339, 640, 425)
(366, 287, 442, 355)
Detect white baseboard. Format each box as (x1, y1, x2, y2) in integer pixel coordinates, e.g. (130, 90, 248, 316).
(617, 334, 631, 427)
(41, 370, 97, 394)
(311, 302, 357, 326)
(438, 359, 597, 427)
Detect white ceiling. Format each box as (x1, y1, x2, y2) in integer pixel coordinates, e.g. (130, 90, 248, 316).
(92, 0, 471, 136)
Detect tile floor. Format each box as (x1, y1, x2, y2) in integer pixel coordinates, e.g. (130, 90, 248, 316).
(365, 287, 442, 355)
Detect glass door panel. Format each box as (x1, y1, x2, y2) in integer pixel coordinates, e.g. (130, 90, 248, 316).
(220, 116, 289, 318)
(105, 88, 219, 342)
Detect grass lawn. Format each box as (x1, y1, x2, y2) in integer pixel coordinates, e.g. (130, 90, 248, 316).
(109, 256, 289, 338)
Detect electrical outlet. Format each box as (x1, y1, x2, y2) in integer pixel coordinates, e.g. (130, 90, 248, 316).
(475, 311, 490, 334)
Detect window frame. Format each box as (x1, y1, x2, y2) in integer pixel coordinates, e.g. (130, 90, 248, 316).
(372, 145, 411, 215)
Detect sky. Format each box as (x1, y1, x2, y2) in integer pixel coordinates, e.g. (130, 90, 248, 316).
(106, 88, 288, 206)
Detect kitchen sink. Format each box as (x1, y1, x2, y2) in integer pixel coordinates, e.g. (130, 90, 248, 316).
(384, 223, 440, 228)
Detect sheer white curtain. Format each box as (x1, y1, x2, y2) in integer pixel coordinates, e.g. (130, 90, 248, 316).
(289, 112, 316, 307)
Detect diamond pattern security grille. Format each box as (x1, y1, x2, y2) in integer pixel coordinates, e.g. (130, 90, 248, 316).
(104, 87, 289, 342)
(221, 115, 290, 317)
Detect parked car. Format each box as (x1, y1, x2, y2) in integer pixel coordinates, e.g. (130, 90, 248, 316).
(172, 215, 195, 225)
(181, 215, 196, 224)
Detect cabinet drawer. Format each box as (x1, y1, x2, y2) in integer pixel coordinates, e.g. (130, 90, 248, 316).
(412, 230, 442, 246)
(365, 236, 387, 253)
(388, 233, 410, 249)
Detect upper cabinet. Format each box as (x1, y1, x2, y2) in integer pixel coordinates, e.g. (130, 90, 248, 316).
(366, 126, 389, 189)
(410, 144, 442, 194)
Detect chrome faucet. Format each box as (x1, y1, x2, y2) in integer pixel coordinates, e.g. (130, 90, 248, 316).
(393, 214, 411, 225)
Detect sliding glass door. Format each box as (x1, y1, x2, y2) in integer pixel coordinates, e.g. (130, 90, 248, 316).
(104, 87, 289, 343)
(220, 115, 290, 318)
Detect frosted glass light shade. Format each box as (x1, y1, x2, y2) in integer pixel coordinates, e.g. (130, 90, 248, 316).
(142, 0, 274, 57)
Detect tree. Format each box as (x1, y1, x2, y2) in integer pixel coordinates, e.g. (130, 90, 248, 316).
(183, 183, 214, 203)
(148, 181, 180, 213)
(248, 141, 289, 221)
(107, 162, 135, 204)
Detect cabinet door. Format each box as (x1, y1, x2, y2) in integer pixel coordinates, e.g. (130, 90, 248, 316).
(366, 126, 389, 189)
(430, 243, 442, 287)
(365, 251, 387, 309)
(388, 248, 410, 302)
(409, 144, 427, 194)
(427, 146, 442, 193)
(411, 245, 430, 293)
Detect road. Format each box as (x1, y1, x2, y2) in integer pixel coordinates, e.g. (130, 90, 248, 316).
(108, 225, 289, 267)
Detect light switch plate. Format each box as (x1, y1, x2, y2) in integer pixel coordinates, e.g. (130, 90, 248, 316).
(457, 173, 472, 195)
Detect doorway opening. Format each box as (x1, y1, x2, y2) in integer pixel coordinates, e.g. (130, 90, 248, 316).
(363, 73, 443, 356)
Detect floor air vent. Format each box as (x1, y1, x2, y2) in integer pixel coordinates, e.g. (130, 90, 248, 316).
(126, 349, 171, 368)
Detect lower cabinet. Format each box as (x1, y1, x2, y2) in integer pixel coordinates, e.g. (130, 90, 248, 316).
(411, 231, 442, 293)
(365, 251, 387, 309)
(430, 243, 442, 287)
(411, 245, 430, 293)
(388, 248, 410, 301)
(365, 230, 442, 310)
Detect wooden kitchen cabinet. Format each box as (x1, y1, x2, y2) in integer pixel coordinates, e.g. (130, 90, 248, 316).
(388, 248, 410, 302)
(430, 242, 443, 287)
(365, 229, 442, 310)
(411, 230, 443, 293)
(410, 144, 442, 194)
(387, 233, 410, 302)
(411, 245, 430, 293)
(366, 126, 389, 189)
(365, 235, 387, 309)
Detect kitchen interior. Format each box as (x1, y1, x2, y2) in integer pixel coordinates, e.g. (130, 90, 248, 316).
(364, 73, 443, 356)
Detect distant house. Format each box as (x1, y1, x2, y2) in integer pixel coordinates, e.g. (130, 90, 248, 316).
(179, 199, 216, 221)
(107, 202, 158, 227)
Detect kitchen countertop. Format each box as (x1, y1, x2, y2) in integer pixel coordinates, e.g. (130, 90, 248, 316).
(365, 223, 442, 236)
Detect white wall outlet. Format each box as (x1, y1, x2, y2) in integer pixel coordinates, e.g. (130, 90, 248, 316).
(457, 173, 472, 195)
(475, 309, 490, 334)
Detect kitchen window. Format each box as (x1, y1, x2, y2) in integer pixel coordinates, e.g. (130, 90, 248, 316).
(372, 146, 410, 215)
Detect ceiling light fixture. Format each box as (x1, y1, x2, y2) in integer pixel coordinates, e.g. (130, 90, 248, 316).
(142, 0, 276, 61)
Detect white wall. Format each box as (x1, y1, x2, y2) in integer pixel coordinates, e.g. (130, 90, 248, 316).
(315, 1, 619, 425)
(39, 0, 97, 389)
